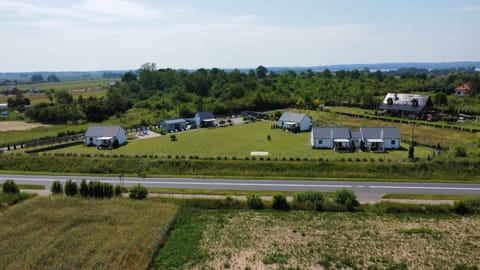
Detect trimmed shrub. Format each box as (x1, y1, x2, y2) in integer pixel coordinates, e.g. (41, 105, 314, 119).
(334, 188, 359, 211)
(80, 179, 89, 197)
(272, 194, 290, 210)
(64, 179, 78, 197)
(247, 194, 264, 209)
(114, 185, 127, 196)
(129, 184, 148, 200)
(51, 181, 63, 195)
(2, 179, 20, 194)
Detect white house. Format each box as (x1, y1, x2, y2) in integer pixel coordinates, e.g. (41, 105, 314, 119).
(311, 127, 351, 151)
(360, 127, 401, 152)
(85, 125, 127, 149)
(278, 112, 312, 132)
(194, 111, 217, 128)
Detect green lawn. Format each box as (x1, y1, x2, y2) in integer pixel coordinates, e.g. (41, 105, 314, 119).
(0, 197, 179, 270)
(48, 121, 431, 161)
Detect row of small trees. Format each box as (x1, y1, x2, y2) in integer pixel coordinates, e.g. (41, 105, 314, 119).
(246, 189, 360, 212)
(50, 180, 148, 200)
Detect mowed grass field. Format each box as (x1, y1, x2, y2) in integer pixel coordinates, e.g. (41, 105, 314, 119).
(158, 209, 480, 270)
(0, 197, 179, 270)
(49, 121, 432, 161)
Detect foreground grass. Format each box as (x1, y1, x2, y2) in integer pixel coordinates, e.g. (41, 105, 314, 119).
(160, 209, 480, 269)
(0, 197, 179, 270)
(383, 193, 480, 201)
(0, 192, 34, 212)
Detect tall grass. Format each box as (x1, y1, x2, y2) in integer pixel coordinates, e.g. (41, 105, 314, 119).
(0, 197, 179, 270)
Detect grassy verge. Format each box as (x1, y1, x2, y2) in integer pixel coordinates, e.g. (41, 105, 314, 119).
(153, 207, 225, 269)
(0, 184, 45, 190)
(145, 187, 332, 198)
(157, 208, 480, 269)
(1, 154, 480, 183)
(0, 197, 179, 270)
(382, 193, 480, 201)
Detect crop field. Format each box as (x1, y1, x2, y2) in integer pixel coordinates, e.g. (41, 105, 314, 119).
(0, 197, 179, 270)
(158, 209, 480, 270)
(47, 121, 432, 161)
(0, 79, 111, 105)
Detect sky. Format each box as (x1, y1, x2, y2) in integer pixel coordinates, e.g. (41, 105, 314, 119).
(1, 0, 480, 72)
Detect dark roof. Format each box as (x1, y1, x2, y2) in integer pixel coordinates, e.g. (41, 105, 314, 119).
(379, 93, 431, 113)
(162, 118, 186, 124)
(278, 112, 310, 123)
(360, 127, 400, 139)
(350, 130, 361, 138)
(311, 127, 350, 139)
(85, 126, 124, 137)
(196, 111, 215, 120)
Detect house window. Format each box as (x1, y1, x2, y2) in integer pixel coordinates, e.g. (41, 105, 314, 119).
(89, 138, 93, 142)
(391, 140, 395, 145)
(318, 139, 323, 144)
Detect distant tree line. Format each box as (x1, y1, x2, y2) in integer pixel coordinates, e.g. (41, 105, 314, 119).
(24, 64, 480, 124)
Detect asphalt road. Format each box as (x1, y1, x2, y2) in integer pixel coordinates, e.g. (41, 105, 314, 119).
(2, 174, 480, 202)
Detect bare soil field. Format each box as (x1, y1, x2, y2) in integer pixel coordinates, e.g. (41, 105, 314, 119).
(0, 121, 49, 131)
(196, 211, 480, 269)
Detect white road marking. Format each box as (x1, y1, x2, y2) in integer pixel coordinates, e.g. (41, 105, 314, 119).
(369, 185, 480, 191)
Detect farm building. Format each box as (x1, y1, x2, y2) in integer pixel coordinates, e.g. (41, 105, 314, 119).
(277, 112, 312, 132)
(161, 119, 187, 132)
(379, 93, 432, 117)
(310, 127, 351, 151)
(29, 86, 40, 93)
(194, 111, 217, 128)
(360, 127, 401, 152)
(85, 125, 127, 149)
(455, 84, 471, 97)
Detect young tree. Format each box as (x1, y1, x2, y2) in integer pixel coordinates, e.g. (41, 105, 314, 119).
(247, 194, 264, 209)
(51, 181, 64, 195)
(408, 145, 415, 159)
(2, 180, 19, 194)
(64, 179, 78, 197)
(272, 194, 290, 210)
(334, 188, 359, 211)
(80, 179, 89, 197)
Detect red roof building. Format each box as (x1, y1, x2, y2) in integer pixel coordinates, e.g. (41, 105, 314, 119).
(455, 84, 470, 96)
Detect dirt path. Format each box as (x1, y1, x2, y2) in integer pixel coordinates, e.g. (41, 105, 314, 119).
(0, 121, 49, 131)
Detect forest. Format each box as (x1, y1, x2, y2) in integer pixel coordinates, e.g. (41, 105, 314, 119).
(23, 63, 480, 124)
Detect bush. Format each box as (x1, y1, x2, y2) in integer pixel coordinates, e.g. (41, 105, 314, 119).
(80, 179, 89, 197)
(272, 194, 290, 210)
(454, 145, 467, 157)
(454, 198, 480, 215)
(247, 194, 264, 209)
(129, 184, 148, 200)
(114, 185, 127, 196)
(2, 179, 19, 194)
(64, 179, 78, 197)
(51, 181, 63, 195)
(334, 188, 359, 211)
